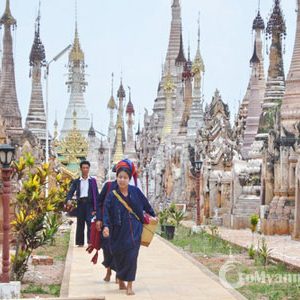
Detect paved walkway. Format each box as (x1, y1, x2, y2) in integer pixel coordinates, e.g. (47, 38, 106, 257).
(182, 221, 300, 269)
(61, 222, 240, 300)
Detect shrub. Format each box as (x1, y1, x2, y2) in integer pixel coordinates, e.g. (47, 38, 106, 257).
(10, 153, 70, 281)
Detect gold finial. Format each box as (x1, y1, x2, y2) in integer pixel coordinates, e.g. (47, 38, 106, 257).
(192, 14, 205, 77)
(0, 0, 17, 27)
(107, 73, 117, 109)
(69, 0, 84, 62)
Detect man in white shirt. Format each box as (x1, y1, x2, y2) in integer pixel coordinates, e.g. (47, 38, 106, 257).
(66, 161, 99, 246)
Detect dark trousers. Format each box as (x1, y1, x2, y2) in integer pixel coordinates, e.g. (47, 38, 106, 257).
(76, 198, 92, 246)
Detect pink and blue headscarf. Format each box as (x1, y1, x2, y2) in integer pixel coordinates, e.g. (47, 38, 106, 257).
(116, 159, 138, 186)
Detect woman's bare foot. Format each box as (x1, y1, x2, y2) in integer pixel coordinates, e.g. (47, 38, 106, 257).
(103, 268, 112, 282)
(127, 282, 135, 296)
(119, 280, 127, 290)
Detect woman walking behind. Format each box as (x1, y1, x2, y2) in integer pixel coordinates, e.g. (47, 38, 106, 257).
(102, 159, 156, 295)
(96, 177, 117, 282)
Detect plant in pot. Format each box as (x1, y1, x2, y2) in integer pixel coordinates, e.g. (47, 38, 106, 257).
(165, 217, 176, 240)
(171, 209, 185, 227)
(158, 209, 169, 233)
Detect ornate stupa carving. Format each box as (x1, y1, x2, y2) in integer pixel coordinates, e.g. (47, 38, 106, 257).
(25, 5, 47, 144)
(0, 0, 23, 139)
(56, 110, 88, 178)
(241, 10, 266, 158)
(60, 19, 90, 139)
(161, 70, 175, 143)
(257, 0, 286, 138)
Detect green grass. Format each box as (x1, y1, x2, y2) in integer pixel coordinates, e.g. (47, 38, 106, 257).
(170, 226, 243, 256)
(22, 283, 61, 297)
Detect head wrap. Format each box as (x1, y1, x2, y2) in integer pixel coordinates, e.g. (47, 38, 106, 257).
(116, 159, 138, 186)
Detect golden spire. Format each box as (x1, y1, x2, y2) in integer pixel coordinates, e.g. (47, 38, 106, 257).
(0, 0, 16, 27)
(69, 0, 84, 62)
(107, 73, 117, 109)
(192, 13, 205, 85)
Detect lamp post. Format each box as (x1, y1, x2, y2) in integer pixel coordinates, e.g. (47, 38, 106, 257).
(44, 45, 71, 197)
(194, 160, 203, 226)
(0, 144, 15, 283)
(95, 130, 111, 181)
(45, 44, 72, 165)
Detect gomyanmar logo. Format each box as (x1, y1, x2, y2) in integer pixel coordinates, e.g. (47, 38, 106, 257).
(219, 255, 245, 289)
(219, 256, 300, 290)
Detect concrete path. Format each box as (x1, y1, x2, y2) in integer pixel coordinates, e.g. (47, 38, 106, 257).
(61, 222, 239, 300)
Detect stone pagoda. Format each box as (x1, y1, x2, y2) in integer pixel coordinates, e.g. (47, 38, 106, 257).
(241, 10, 265, 158)
(25, 5, 47, 144)
(0, 0, 23, 140)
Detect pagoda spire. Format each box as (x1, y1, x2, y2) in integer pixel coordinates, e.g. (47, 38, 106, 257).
(124, 87, 137, 161)
(258, 0, 286, 135)
(281, 0, 300, 133)
(241, 9, 265, 157)
(0, 0, 22, 137)
(116, 78, 126, 145)
(107, 73, 117, 143)
(61, 3, 90, 139)
(88, 114, 96, 138)
(165, 0, 182, 74)
(25, 1, 47, 143)
(187, 14, 205, 142)
(113, 79, 126, 164)
(179, 42, 193, 135)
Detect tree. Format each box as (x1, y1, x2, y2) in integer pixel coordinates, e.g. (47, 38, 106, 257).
(10, 153, 70, 281)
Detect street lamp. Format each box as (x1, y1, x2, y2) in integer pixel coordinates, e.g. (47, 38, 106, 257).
(94, 130, 112, 181)
(44, 44, 71, 197)
(194, 160, 203, 226)
(44, 44, 72, 165)
(0, 144, 15, 283)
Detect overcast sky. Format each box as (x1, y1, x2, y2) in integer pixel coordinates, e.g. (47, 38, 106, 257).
(5, 0, 298, 136)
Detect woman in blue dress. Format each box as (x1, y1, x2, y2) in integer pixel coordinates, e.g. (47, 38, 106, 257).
(96, 179, 118, 282)
(102, 159, 156, 295)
